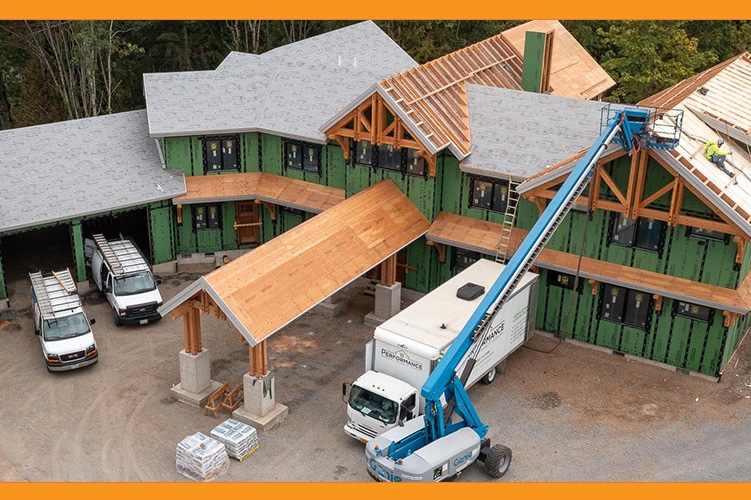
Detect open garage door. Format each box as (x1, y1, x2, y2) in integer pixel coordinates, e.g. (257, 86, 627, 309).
(81, 208, 152, 263)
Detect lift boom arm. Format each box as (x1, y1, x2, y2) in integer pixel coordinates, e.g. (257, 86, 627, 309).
(415, 107, 659, 449)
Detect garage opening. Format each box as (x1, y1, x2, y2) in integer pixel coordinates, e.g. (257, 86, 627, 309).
(81, 208, 152, 262)
(0, 224, 75, 305)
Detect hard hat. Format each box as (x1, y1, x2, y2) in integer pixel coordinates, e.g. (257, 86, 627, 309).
(718, 138, 724, 146)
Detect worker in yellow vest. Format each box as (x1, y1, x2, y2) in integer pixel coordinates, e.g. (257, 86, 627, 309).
(705, 138, 733, 177)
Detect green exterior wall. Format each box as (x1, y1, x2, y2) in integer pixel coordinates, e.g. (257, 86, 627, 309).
(149, 201, 176, 264)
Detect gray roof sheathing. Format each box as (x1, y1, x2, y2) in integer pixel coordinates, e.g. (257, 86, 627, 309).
(462, 85, 620, 179)
(0, 110, 186, 233)
(143, 21, 418, 141)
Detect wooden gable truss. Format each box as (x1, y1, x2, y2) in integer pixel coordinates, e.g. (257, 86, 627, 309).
(525, 149, 749, 264)
(325, 93, 438, 177)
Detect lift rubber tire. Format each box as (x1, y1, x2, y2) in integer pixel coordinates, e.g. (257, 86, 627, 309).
(480, 366, 497, 385)
(484, 444, 512, 478)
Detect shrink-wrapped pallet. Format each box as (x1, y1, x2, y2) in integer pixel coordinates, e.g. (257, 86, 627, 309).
(210, 418, 259, 461)
(176, 432, 229, 481)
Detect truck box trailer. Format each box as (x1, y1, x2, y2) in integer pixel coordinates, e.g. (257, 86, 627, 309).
(344, 258, 539, 442)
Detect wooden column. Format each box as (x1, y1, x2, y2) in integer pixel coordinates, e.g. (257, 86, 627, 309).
(249, 341, 268, 378)
(380, 254, 397, 286)
(182, 306, 202, 355)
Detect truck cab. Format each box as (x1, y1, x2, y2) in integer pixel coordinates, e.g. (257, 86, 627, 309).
(89, 234, 162, 326)
(30, 269, 98, 372)
(344, 370, 419, 443)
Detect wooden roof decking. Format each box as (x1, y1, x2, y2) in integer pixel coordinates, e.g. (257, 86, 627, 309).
(160, 180, 431, 345)
(379, 33, 524, 159)
(501, 20, 616, 100)
(426, 211, 751, 313)
(172, 172, 345, 213)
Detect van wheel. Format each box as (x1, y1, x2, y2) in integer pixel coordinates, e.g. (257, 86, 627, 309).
(481, 366, 497, 385)
(113, 309, 122, 327)
(484, 444, 512, 478)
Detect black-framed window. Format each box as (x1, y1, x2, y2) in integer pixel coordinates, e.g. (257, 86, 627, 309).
(203, 136, 240, 173)
(452, 247, 480, 275)
(353, 141, 427, 178)
(355, 140, 374, 165)
(547, 270, 583, 292)
(610, 213, 666, 252)
(599, 284, 651, 330)
(674, 300, 713, 322)
(405, 148, 426, 177)
(470, 176, 510, 213)
(284, 140, 321, 174)
(193, 204, 221, 230)
(687, 226, 729, 243)
(377, 143, 402, 171)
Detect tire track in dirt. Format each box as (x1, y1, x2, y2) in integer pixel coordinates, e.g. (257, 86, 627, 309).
(123, 387, 160, 481)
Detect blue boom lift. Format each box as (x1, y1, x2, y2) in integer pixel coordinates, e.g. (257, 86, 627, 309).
(365, 105, 683, 482)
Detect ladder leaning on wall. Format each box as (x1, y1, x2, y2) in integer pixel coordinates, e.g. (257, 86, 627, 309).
(495, 175, 521, 264)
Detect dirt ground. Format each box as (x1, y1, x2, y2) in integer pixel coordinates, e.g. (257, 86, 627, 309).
(0, 270, 750, 483)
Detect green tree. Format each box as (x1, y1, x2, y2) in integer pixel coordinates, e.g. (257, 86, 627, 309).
(598, 21, 718, 103)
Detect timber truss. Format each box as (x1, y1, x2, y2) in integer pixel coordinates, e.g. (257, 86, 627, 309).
(325, 93, 437, 177)
(526, 148, 749, 264)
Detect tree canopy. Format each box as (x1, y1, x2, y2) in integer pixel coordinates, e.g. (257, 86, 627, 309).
(0, 20, 749, 130)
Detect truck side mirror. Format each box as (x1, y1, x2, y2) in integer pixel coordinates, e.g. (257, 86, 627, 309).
(341, 382, 350, 403)
(89, 318, 96, 326)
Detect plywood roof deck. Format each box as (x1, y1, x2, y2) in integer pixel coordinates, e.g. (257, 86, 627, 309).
(173, 172, 345, 213)
(427, 211, 750, 313)
(161, 180, 431, 345)
(501, 20, 616, 100)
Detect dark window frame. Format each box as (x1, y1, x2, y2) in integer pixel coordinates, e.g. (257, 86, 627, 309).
(193, 204, 222, 231)
(686, 226, 730, 244)
(352, 141, 428, 179)
(598, 283, 652, 330)
(673, 300, 713, 323)
(202, 135, 241, 173)
(452, 247, 481, 275)
(284, 140, 322, 175)
(547, 270, 583, 292)
(469, 176, 511, 213)
(609, 213, 666, 253)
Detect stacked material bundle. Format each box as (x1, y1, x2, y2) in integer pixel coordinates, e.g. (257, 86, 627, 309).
(210, 418, 259, 461)
(176, 432, 229, 481)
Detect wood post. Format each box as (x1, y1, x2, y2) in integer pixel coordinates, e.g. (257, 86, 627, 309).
(249, 341, 268, 378)
(183, 306, 202, 355)
(380, 254, 397, 286)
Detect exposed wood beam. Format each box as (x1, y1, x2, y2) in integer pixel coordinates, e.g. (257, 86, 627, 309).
(653, 294, 663, 312)
(588, 279, 598, 296)
(734, 236, 746, 265)
(723, 310, 740, 328)
(597, 165, 627, 206)
(381, 254, 398, 286)
(640, 181, 675, 211)
(668, 179, 684, 226)
(427, 240, 446, 263)
(255, 199, 277, 221)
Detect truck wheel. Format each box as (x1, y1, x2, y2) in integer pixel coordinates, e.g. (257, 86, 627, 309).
(484, 444, 511, 478)
(481, 366, 497, 385)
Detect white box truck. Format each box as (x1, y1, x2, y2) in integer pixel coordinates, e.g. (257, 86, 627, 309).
(89, 234, 163, 326)
(30, 269, 98, 372)
(343, 259, 539, 443)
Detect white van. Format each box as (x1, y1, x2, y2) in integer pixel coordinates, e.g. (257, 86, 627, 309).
(89, 234, 162, 326)
(30, 269, 98, 372)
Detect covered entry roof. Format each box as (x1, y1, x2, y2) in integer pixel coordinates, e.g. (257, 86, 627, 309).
(159, 179, 431, 345)
(173, 172, 345, 213)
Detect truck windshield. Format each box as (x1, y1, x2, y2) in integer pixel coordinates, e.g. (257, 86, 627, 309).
(114, 272, 156, 296)
(348, 385, 398, 424)
(43, 312, 90, 341)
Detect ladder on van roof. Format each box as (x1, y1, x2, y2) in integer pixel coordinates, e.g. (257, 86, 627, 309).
(29, 269, 82, 319)
(93, 234, 150, 276)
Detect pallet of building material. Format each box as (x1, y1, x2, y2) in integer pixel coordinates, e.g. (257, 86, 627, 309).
(210, 418, 259, 461)
(176, 432, 229, 482)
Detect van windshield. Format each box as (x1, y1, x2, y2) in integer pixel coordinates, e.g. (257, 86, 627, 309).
(114, 271, 156, 296)
(348, 385, 398, 424)
(44, 312, 90, 341)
